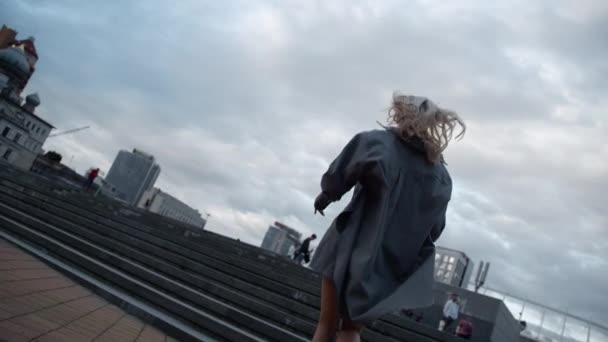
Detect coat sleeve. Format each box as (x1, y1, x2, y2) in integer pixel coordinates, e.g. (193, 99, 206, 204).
(431, 172, 451, 242)
(320, 132, 384, 202)
(430, 211, 446, 243)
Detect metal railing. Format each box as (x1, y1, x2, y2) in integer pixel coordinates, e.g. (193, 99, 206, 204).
(467, 283, 608, 342)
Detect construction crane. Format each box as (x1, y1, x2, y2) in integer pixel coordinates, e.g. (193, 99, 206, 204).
(48, 126, 90, 138)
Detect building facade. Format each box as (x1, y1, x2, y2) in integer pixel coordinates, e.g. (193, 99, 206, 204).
(138, 188, 205, 228)
(434, 246, 473, 288)
(0, 25, 54, 170)
(260, 222, 302, 256)
(105, 149, 161, 206)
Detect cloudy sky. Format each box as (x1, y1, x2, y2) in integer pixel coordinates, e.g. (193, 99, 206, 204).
(2, 0, 607, 331)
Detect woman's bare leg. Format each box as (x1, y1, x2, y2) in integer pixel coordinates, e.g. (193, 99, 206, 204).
(312, 277, 340, 342)
(337, 315, 363, 342)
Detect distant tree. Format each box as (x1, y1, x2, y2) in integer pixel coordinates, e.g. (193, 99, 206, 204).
(44, 151, 62, 163)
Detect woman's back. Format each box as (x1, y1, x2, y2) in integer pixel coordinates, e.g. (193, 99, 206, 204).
(309, 93, 465, 341)
(327, 129, 452, 321)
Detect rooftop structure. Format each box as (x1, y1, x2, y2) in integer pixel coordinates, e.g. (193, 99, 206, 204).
(0, 25, 54, 170)
(435, 246, 474, 288)
(467, 283, 608, 342)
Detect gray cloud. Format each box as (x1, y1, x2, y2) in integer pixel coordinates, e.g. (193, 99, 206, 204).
(1, 0, 607, 328)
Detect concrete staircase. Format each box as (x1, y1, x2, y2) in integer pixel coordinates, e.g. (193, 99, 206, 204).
(0, 166, 462, 342)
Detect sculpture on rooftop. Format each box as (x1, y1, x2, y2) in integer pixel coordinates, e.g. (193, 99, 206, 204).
(0, 25, 38, 97)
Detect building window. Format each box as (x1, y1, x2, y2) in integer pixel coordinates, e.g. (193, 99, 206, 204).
(36, 127, 40, 134)
(26, 121, 30, 128)
(443, 255, 449, 262)
(447, 264, 454, 271)
(41, 129, 46, 135)
(1, 127, 9, 137)
(449, 256, 456, 263)
(13, 133, 21, 143)
(3, 149, 12, 160)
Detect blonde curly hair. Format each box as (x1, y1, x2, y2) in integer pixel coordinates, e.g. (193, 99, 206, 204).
(387, 92, 466, 163)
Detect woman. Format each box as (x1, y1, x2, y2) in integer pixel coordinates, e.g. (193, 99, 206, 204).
(309, 93, 465, 342)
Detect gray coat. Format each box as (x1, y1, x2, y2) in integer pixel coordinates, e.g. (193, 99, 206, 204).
(309, 128, 452, 323)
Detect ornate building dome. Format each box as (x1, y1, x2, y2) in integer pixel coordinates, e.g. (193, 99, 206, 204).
(0, 47, 30, 77)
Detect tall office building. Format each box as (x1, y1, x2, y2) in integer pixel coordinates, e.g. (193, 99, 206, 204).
(260, 222, 302, 256)
(434, 246, 473, 288)
(105, 149, 161, 206)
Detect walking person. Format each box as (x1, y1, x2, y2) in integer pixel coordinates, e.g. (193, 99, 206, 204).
(293, 234, 317, 265)
(309, 93, 465, 342)
(84, 168, 99, 190)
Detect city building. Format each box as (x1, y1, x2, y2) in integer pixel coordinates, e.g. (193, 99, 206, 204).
(260, 222, 302, 256)
(105, 149, 161, 206)
(0, 25, 54, 170)
(434, 246, 473, 288)
(138, 188, 205, 228)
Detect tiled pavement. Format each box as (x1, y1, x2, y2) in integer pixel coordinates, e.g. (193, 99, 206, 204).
(0, 238, 177, 342)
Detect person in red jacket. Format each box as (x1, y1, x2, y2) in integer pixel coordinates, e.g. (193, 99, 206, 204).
(456, 317, 473, 340)
(85, 168, 99, 190)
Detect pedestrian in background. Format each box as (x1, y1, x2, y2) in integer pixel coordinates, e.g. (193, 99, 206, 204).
(293, 234, 317, 265)
(84, 168, 99, 190)
(439, 293, 460, 332)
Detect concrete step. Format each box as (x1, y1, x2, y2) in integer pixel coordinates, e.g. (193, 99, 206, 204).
(69, 190, 318, 280)
(0, 168, 315, 280)
(0, 177, 321, 296)
(0, 167, 458, 342)
(0, 189, 316, 338)
(0, 181, 435, 342)
(0, 210, 264, 342)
